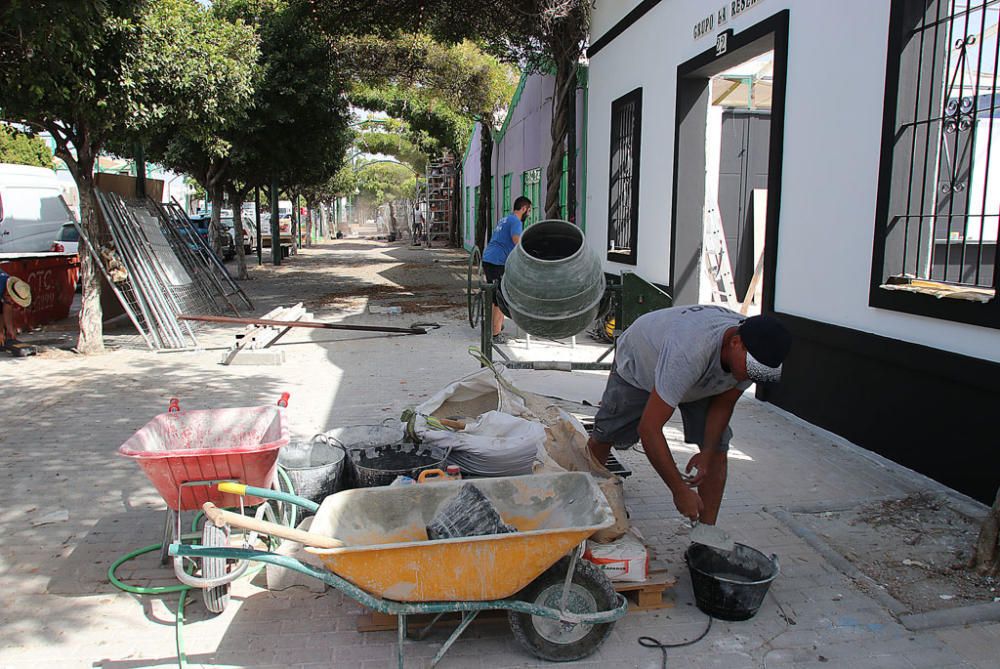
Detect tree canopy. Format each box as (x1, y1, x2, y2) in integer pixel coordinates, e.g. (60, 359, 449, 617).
(0, 0, 260, 353)
(0, 126, 55, 169)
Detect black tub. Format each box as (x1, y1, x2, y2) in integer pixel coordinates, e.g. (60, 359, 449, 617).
(685, 543, 779, 621)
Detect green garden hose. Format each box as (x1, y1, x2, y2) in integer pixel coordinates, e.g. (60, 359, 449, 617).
(108, 467, 297, 669)
(108, 541, 194, 667)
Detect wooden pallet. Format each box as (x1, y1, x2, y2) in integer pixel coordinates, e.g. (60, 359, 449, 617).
(356, 569, 676, 632)
(616, 569, 677, 611)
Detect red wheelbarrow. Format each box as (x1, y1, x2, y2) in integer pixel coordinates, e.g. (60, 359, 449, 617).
(118, 393, 291, 612)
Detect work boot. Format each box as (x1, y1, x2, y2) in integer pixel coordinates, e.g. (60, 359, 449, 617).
(492, 332, 510, 345)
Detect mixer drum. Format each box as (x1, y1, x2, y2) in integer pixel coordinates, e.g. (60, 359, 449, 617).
(501, 220, 606, 339)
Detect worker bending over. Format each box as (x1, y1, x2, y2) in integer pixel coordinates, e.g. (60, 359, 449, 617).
(588, 305, 791, 524)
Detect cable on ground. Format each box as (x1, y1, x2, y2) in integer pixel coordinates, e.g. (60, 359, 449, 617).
(637, 614, 713, 669)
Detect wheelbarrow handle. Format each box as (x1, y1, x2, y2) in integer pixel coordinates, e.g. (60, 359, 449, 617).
(202, 502, 345, 549)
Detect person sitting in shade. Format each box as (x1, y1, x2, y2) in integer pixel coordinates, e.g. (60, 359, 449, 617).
(0, 271, 32, 349)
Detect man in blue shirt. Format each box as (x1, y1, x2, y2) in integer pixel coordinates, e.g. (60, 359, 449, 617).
(481, 196, 531, 343)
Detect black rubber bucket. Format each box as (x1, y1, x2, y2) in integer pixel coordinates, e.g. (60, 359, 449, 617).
(277, 435, 347, 508)
(349, 442, 450, 487)
(685, 543, 779, 621)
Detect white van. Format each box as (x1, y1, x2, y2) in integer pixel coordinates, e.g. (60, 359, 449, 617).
(0, 164, 74, 253)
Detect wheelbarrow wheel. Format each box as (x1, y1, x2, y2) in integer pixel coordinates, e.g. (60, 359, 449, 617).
(508, 556, 617, 662)
(201, 522, 231, 614)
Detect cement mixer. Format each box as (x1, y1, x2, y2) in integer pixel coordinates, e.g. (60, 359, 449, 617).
(466, 219, 673, 369)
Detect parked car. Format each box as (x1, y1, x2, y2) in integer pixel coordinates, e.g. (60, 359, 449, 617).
(50, 222, 79, 254)
(0, 163, 75, 253)
(187, 213, 235, 260)
(234, 216, 258, 254)
(220, 213, 256, 255)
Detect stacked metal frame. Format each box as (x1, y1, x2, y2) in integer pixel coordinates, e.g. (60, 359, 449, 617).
(128, 200, 223, 320)
(156, 201, 254, 312)
(68, 199, 158, 350)
(145, 201, 238, 315)
(93, 191, 200, 349)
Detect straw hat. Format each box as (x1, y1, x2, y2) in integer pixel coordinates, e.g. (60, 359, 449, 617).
(5, 276, 31, 308)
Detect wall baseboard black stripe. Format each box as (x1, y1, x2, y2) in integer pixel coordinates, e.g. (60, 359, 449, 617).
(587, 0, 664, 59)
(761, 312, 1000, 504)
(772, 312, 1000, 393)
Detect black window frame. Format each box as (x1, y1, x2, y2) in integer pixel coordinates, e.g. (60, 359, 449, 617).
(607, 87, 643, 265)
(871, 0, 1000, 329)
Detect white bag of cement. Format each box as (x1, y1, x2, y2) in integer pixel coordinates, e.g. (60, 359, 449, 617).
(415, 411, 545, 477)
(584, 529, 649, 583)
(416, 365, 530, 419)
(412, 360, 629, 542)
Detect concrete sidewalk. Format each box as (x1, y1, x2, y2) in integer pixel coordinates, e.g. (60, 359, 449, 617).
(0, 241, 996, 669)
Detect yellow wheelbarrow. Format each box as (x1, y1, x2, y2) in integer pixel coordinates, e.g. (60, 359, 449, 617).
(171, 472, 628, 667)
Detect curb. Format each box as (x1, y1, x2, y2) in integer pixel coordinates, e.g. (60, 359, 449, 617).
(768, 506, 910, 617)
(769, 506, 1000, 631)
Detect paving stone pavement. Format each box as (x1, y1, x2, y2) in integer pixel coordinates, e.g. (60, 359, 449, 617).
(0, 242, 996, 669)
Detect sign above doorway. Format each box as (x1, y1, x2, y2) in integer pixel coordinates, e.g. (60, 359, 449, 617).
(693, 0, 767, 41)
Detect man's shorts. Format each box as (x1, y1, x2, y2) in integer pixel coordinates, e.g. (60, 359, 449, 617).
(482, 262, 506, 308)
(591, 366, 732, 452)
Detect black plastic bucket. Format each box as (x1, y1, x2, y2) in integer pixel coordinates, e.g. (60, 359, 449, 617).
(277, 435, 347, 507)
(685, 543, 779, 621)
(349, 442, 450, 487)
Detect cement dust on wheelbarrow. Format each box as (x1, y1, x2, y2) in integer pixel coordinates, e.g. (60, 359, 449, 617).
(174, 472, 628, 667)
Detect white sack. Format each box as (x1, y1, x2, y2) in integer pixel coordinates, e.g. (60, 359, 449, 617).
(416, 410, 545, 477)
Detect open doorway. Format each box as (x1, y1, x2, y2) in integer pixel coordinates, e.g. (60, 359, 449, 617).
(706, 52, 773, 310)
(669, 11, 788, 312)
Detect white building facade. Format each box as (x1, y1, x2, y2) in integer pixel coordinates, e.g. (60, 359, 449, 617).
(586, 0, 1000, 503)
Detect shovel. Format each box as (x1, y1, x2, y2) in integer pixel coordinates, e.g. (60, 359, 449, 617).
(689, 520, 734, 552)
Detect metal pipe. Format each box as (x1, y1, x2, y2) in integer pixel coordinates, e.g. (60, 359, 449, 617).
(96, 193, 168, 348)
(71, 212, 157, 350)
(178, 314, 429, 335)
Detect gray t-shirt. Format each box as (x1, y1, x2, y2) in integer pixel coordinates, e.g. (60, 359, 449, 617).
(615, 305, 751, 407)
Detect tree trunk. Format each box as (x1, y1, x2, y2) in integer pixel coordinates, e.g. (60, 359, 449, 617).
(972, 487, 1000, 576)
(477, 122, 494, 251)
(388, 201, 399, 238)
(545, 58, 574, 220)
(208, 182, 225, 257)
(75, 154, 104, 355)
(304, 198, 314, 247)
(226, 183, 249, 280)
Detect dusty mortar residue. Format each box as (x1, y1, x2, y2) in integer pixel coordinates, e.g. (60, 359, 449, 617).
(793, 493, 998, 614)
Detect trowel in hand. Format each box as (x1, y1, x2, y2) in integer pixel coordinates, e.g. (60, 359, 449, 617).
(689, 521, 735, 552)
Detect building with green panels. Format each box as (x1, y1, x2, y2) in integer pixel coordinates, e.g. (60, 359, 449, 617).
(460, 67, 588, 250)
